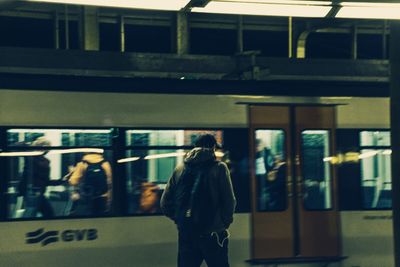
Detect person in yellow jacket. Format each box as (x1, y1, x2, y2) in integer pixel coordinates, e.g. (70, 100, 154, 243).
(69, 153, 112, 216)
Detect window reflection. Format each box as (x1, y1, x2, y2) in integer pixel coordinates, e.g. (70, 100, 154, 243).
(301, 130, 332, 210)
(124, 129, 224, 215)
(6, 150, 113, 219)
(7, 129, 112, 147)
(126, 130, 223, 146)
(360, 131, 390, 147)
(360, 149, 392, 209)
(5, 129, 113, 219)
(125, 149, 187, 214)
(255, 129, 287, 212)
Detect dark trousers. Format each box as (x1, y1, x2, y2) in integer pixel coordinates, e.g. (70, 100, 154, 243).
(178, 229, 230, 267)
(71, 196, 107, 216)
(23, 194, 54, 218)
(38, 195, 54, 218)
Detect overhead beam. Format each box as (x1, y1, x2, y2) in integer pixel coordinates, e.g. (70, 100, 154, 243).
(0, 47, 389, 83)
(187, 0, 210, 8)
(80, 6, 99, 51)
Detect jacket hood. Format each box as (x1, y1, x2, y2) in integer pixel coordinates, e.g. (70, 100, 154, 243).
(184, 147, 216, 166)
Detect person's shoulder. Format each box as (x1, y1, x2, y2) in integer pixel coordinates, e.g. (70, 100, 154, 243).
(173, 163, 185, 177)
(175, 162, 184, 170)
(216, 160, 227, 167)
(215, 161, 229, 171)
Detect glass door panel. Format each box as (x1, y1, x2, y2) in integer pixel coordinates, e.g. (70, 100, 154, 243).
(301, 130, 332, 210)
(255, 129, 287, 212)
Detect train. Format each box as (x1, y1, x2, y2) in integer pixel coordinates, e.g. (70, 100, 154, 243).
(0, 89, 393, 267)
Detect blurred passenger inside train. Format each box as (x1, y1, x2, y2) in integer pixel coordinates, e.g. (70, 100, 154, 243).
(255, 139, 275, 211)
(139, 181, 160, 213)
(20, 137, 63, 218)
(265, 155, 287, 210)
(68, 152, 112, 216)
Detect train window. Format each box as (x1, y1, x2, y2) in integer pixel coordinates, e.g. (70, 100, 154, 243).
(254, 129, 287, 212)
(223, 128, 251, 213)
(7, 129, 112, 147)
(360, 131, 392, 209)
(301, 130, 332, 210)
(126, 130, 223, 147)
(3, 127, 251, 219)
(360, 131, 390, 146)
(123, 149, 187, 214)
(127, 130, 181, 146)
(5, 128, 114, 220)
(123, 129, 224, 215)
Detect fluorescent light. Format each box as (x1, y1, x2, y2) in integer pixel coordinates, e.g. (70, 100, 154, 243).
(336, 2, 400, 20)
(192, 0, 332, 18)
(345, 152, 359, 162)
(0, 151, 45, 157)
(119, 151, 224, 162)
(46, 148, 104, 155)
(26, 0, 190, 11)
(303, 130, 328, 135)
(323, 156, 334, 162)
(359, 151, 378, 159)
(8, 129, 111, 134)
(382, 149, 392, 155)
(145, 152, 187, 160)
(320, 97, 353, 100)
(224, 95, 273, 99)
(117, 157, 141, 163)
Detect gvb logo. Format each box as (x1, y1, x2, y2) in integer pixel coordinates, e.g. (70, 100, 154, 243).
(26, 228, 98, 246)
(26, 228, 59, 246)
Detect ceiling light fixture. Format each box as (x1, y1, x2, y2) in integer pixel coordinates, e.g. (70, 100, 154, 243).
(26, 0, 191, 11)
(336, 2, 400, 20)
(191, 0, 333, 18)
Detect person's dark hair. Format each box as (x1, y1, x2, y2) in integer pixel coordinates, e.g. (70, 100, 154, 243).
(194, 134, 220, 149)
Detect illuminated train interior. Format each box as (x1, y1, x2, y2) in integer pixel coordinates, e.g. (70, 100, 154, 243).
(0, 90, 392, 267)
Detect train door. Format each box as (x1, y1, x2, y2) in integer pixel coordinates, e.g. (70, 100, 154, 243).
(249, 104, 340, 259)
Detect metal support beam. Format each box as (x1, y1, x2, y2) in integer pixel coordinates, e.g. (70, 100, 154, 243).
(176, 11, 189, 55)
(119, 16, 125, 53)
(297, 30, 311, 59)
(80, 6, 99, 51)
(293, 20, 309, 59)
(188, 0, 210, 8)
(64, 5, 69, 50)
(237, 16, 243, 54)
(390, 21, 400, 267)
(53, 11, 60, 49)
(383, 20, 388, 59)
(289, 17, 293, 58)
(0, 129, 7, 221)
(351, 24, 358, 59)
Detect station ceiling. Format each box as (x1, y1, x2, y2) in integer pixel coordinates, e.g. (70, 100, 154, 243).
(0, 1, 395, 96)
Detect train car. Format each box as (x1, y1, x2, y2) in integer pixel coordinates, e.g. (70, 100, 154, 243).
(0, 89, 392, 267)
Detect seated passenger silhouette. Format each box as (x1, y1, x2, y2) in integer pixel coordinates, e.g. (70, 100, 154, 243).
(20, 137, 63, 218)
(265, 156, 287, 211)
(255, 139, 275, 211)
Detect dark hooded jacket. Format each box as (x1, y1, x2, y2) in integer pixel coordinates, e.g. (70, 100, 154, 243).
(160, 147, 236, 233)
